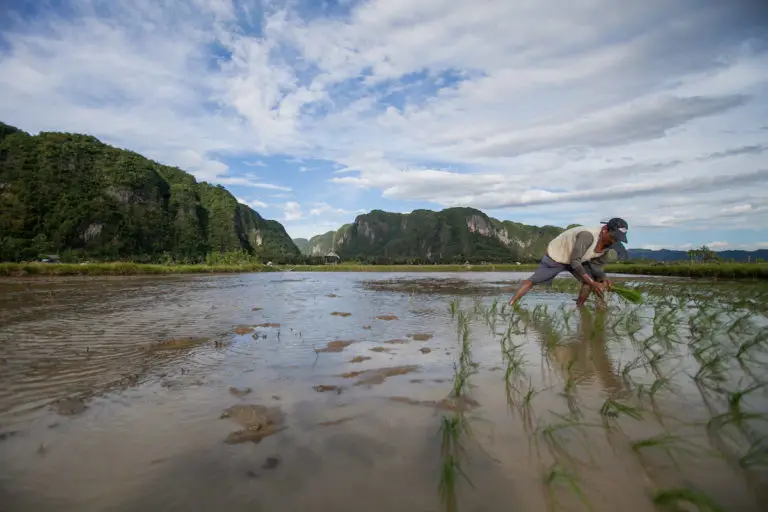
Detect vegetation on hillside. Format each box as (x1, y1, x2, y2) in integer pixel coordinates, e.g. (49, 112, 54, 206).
(301, 224, 353, 256)
(304, 208, 564, 263)
(292, 238, 309, 254)
(0, 122, 300, 263)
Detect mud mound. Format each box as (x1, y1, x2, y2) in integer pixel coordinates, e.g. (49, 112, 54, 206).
(315, 340, 354, 353)
(339, 365, 419, 386)
(220, 404, 286, 444)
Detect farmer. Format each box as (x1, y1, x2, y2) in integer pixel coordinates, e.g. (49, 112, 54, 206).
(507, 218, 628, 308)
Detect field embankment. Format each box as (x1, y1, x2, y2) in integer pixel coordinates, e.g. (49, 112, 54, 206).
(2, 261, 767, 279)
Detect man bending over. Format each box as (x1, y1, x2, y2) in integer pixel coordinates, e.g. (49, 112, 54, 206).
(507, 218, 629, 308)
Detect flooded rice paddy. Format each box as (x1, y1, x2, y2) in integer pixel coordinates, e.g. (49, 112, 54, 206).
(1, 272, 767, 511)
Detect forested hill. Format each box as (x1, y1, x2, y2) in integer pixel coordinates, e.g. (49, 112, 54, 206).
(0, 121, 300, 263)
(292, 211, 767, 264)
(295, 208, 565, 263)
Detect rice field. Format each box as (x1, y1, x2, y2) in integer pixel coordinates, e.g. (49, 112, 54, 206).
(1, 272, 766, 511)
(437, 278, 768, 511)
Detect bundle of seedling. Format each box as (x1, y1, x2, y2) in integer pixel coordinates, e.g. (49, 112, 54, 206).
(609, 285, 643, 304)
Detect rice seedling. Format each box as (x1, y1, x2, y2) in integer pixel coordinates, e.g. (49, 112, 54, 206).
(652, 487, 726, 512)
(736, 329, 768, 364)
(451, 362, 470, 399)
(707, 382, 768, 438)
(437, 413, 474, 512)
(449, 297, 460, 318)
(739, 438, 768, 470)
(599, 396, 643, 421)
(636, 375, 676, 400)
(544, 463, 593, 512)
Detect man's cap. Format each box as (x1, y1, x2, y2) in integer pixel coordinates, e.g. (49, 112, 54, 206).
(601, 217, 628, 243)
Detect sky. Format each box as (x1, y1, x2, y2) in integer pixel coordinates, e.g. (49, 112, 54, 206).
(1, 0, 767, 251)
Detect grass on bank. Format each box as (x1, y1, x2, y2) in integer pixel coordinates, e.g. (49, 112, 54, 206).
(1, 261, 767, 279)
(0, 262, 274, 276)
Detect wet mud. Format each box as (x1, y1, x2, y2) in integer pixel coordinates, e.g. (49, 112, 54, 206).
(375, 315, 398, 321)
(313, 385, 342, 393)
(219, 404, 286, 444)
(234, 325, 254, 335)
(349, 356, 372, 363)
(408, 333, 433, 341)
(331, 311, 352, 317)
(51, 396, 88, 416)
(228, 386, 252, 397)
(314, 340, 354, 353)
(383, 338, 408, 344)
(339, 365, 420, 386)
(317, 416, 355, 427)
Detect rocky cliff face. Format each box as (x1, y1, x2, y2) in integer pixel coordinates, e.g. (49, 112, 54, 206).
(0, 122, 300, 262)
(303, 225, 352, 256)
(308, 207, 564, 263)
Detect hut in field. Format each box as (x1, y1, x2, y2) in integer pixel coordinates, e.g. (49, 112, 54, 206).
(324, 251, 341, 265)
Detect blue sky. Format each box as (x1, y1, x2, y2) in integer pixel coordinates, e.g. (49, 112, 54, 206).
(1, 0, 767, 250)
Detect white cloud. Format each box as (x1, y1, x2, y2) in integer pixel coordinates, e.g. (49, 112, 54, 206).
(216, 176, 292, 191)
(283, 201, 303, 221)
(640, 243, 694, 251)
(1, 0, 767, 248)
(307, 202, 353, 217)
(279, 201, 358, 238)
(707, 241, 730, 250)
(236, 196, 269, 209)
(281, 200, 353, 222)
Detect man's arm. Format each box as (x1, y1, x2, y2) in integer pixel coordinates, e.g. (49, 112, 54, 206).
(570, 232, 605, 292)
(569, 231, 594, 279)
(590, 253, 608, 282)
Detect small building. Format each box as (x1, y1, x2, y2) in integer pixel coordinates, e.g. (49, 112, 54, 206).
(324, 251, 341, 265)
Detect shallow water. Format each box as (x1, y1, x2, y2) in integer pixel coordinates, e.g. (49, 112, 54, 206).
(0, 272, 766, 511)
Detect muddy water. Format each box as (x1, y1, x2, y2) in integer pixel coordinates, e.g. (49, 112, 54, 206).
(0, 272, 765, 511)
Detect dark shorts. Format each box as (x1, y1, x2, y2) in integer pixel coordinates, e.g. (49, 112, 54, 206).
(528, 255, 599, 285)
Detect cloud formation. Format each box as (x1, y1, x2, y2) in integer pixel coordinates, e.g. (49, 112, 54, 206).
(1, 0, 767, 248)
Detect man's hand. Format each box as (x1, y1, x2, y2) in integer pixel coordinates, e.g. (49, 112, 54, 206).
(584, 277, 604, 296)
(601, 279, 614, 291)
